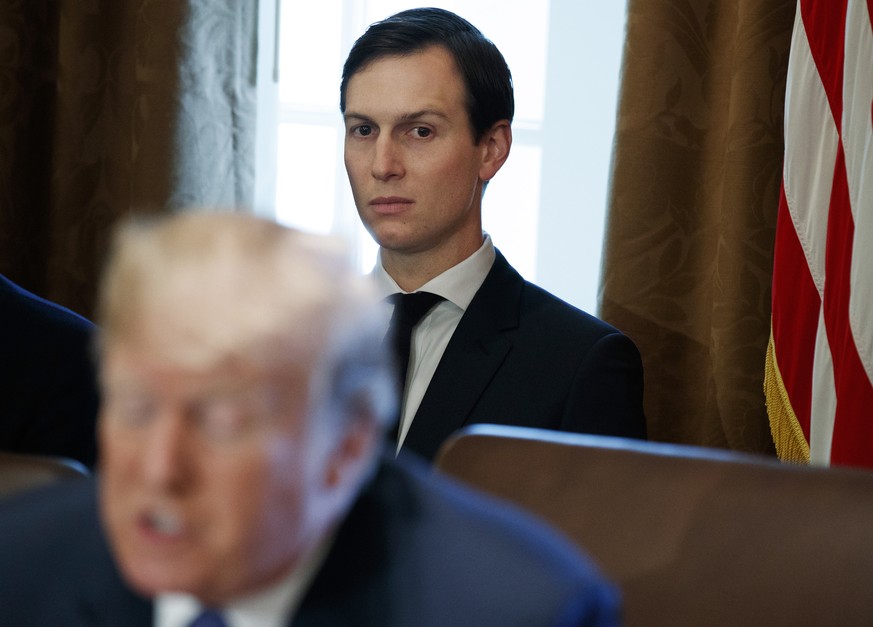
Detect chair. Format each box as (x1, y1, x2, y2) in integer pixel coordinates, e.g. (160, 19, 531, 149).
(0, 452, 89, 500)
(434, 424, 873, 626)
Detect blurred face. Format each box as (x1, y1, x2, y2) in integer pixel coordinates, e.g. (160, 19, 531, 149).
(98, 339, 341, 605)
(343, 45, 507, 271)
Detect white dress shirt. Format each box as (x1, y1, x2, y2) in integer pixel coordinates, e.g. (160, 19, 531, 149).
(374, 234, 496, 452)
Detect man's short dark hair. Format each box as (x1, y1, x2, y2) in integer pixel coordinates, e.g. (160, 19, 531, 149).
(340, 7, 514, 143)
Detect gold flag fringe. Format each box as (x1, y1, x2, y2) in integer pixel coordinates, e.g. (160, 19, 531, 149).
(764, 328, 811, 464)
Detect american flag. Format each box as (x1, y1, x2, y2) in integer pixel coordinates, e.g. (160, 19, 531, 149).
(765, 0, 873, 467)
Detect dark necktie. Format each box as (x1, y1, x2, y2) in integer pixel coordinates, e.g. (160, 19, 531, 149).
(188, 609, 229, 627)
(384, 292, 445, 439)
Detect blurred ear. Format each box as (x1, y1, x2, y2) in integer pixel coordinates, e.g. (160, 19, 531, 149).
(323, 411, 380, 493)
(479, 120, 512, 183)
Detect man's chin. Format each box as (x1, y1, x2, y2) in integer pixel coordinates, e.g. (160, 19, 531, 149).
(118, 554, 213, 602)
(365, 221, 414, 249)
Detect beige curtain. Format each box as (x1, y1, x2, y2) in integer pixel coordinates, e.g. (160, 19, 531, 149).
(0, 0, 257, 318)
(600, 0, 796, 453)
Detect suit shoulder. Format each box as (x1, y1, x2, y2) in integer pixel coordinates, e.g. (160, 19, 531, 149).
(485, 251, 625, 338)
(0, 479, 148, 623)
(391, 457, 586, 560)
(513, 280, 639, 359)
(0, 478, 102, 560)
(0, 480, 100, 600)
(374, 458, 620, 624)
(0, 274, 95, 340)
(522, 279, 619, 329)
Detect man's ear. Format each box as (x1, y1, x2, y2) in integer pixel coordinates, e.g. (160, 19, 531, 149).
(323, 412, 380, 492)
(479, 120, 512, 183)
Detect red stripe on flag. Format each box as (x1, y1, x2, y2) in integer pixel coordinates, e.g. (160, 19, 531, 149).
(771, 184, 820, 441)
(822, 147, 873, 465)
(800, 0, 848, 127)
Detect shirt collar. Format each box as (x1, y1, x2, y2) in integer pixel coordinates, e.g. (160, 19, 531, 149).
(373, 233, 496, 312)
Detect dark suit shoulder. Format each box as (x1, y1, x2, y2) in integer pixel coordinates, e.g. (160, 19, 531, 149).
(483, 251, 624, 339)
(0, 480, 103, 584)
(0, 275, 99, 468)
(442, 251, 646, 440)
(0, 478, 150, 625)
(0, 274, 94, 338)
(299, 456, 619, 627)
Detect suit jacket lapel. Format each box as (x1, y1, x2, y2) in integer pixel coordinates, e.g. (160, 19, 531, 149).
(403, 252, 522, 460)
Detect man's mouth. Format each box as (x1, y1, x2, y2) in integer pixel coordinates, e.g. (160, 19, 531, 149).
(141, 508, 184, 538)
(370, 197, 413, 214)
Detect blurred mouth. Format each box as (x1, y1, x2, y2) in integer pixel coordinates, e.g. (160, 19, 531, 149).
(370, 196, 413, 215)
(138, 507, 186, 541)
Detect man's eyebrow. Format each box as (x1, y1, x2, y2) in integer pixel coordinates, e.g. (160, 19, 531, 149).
(343, 111, 373, 123)
(343, 109, 449, 124)
(397, 109, 449, 123)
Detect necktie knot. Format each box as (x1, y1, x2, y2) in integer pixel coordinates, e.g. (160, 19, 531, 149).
(388, 291, 445, 327)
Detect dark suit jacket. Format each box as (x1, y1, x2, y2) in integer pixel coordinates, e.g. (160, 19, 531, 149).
(0, 274, 99, 468)
(0, 456, 620, 626)
(403, 251, 646, 461)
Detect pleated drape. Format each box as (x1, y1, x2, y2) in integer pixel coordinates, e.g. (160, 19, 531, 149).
(600, 0, 796, 453)
(0, 0, 257, 318)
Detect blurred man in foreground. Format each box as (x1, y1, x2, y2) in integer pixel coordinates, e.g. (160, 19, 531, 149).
(0, 212, 619, 626)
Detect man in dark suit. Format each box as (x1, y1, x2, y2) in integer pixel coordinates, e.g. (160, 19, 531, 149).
(0, 273, 98, 468)
(340, 8, 646, 461)
(0, 213, 619, 626)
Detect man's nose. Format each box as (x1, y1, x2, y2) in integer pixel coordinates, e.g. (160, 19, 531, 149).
(371, 136, 405, 181)
(140, 410, 193, 490)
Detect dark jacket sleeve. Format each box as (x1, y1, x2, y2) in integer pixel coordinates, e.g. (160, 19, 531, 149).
(561, 329, 647, 439)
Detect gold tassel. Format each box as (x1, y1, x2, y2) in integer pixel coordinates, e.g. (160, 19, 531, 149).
(764, 328, 810, 464)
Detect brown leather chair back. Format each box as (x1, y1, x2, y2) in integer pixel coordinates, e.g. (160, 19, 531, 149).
(435, 424, 873, 626)
(0, 452, 89, 500)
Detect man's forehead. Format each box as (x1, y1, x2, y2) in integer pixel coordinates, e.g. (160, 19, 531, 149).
(347, 47, 463, 94)
(102, 316, 316, 387)
(344, 51, 467, 122)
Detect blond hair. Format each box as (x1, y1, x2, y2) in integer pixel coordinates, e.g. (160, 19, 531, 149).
(96, 210, 395, 428)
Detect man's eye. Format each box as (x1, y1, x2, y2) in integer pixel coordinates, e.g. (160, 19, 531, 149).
(193, 400, 254, 441)
(109, 393, 156, 428)
(412, 127, 432, 138)
(353, 125, 373, 137)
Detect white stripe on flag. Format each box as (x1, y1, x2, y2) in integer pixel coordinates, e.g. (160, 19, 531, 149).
(810, 309, 837, 464)
(844, 0, 873, 383)
(783, 7, 838, 297)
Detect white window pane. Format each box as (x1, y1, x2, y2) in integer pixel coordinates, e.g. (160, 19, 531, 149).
(279, 0, 343, 107)
(482, 144, 541, 280)
(275, 124, 337, 234)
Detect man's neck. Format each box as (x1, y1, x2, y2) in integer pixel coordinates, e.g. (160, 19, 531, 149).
(381, 234, 484, 292)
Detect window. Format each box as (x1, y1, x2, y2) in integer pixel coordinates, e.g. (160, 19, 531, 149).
(255, 1, 626, 314)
